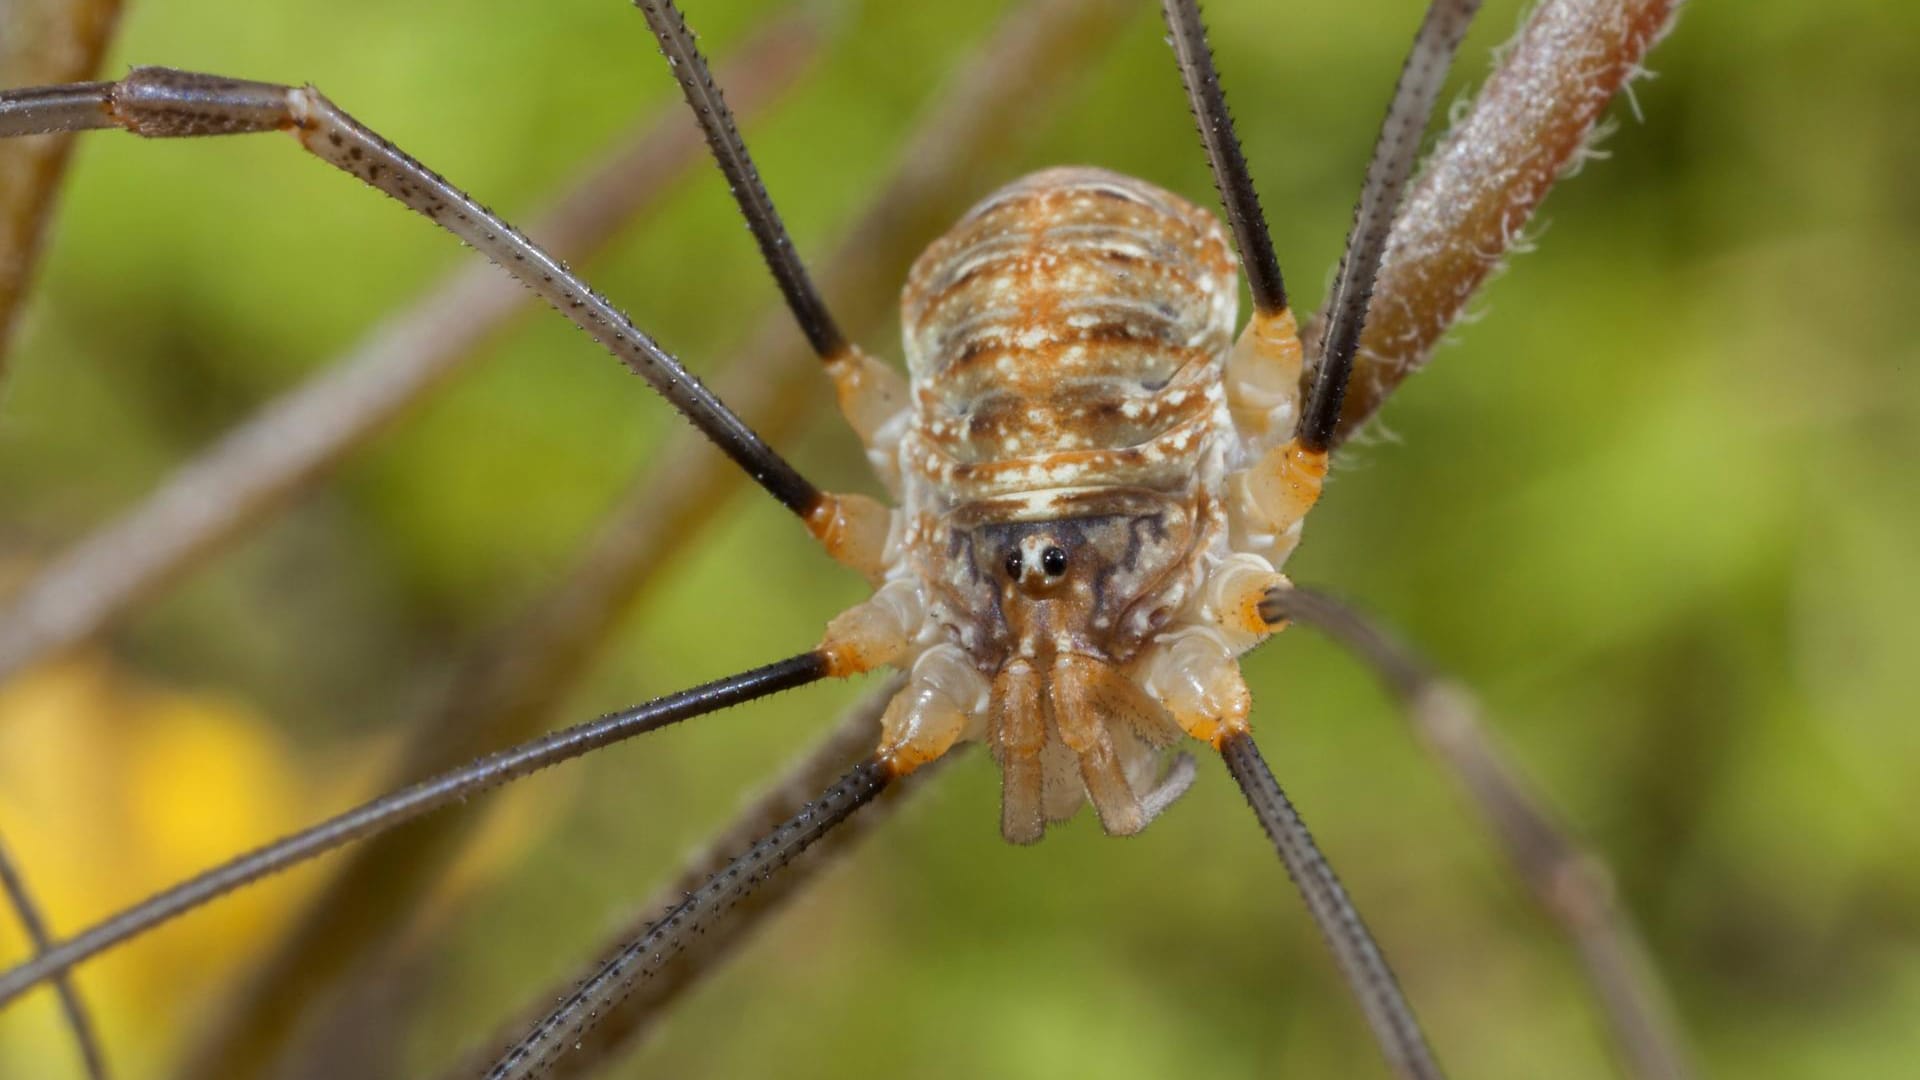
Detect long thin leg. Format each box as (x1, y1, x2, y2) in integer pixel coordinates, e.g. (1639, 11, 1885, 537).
(1317, 0, 1684, 446)
(1218, 731, 1443, 1080)
(0, 651, 830, 1007)
(636, 0, 845, 362)
(177, 3, 1139, 1070)
(1265, 586, 1695, 1080)
(486, 756, 892, 1080)
(613, 0, 888, 571)
(1159, 0, 1314, 526)
(0, 19, 819, 689)
(1163, 0, 1478, 573)
(1159, 0, 1286, 317)
(0, 833, 109, 1080)
(441, 678, 940, 1078)
(1302, 0, 1481, 453)
(636, 0, 905, 561)
(0, 68, 829, 527)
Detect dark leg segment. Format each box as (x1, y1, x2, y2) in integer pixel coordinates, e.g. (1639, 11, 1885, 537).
(485, 756, 892, 1080)
(636, 0, 844, 360)
(634, 0, 902, 577)
(0, 82, 115, 136)
(0, 68, 822, 517)
(1265, 586, 1695, 1080)
(1159, 0, 1286, 316)
(1300, 0, 1480, 452)
(0, 833, 109, 1080)
(442, 681, 926, 1078)
(1219, 731, 1443, 1080)
(0, 652, 829, 1007)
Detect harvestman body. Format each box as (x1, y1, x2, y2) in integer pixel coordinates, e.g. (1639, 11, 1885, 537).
(0, 0, 1695, 1077)
(828, 166, 1318, 841)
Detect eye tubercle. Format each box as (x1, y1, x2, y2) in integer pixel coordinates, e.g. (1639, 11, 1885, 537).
(1041, 546, 1067, 576)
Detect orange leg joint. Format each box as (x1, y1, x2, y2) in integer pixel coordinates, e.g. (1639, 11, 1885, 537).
(1226, 307, 1307, 446)
(817, 580, 921, 679)
(1137, 629, 1252, 751)
(805, 492, 893, 584)
(1244, 439, 1328, 538)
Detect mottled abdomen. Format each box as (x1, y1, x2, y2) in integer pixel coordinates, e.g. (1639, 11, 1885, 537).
(901, 167, 1239, 517)
(860, 169, 1276, 841)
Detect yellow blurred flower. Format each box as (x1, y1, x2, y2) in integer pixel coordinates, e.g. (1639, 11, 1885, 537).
(0, 649, 583, 1077)
(0, 654, 322, 1077)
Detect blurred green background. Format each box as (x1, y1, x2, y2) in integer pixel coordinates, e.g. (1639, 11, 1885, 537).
(1, 0, 1916, 1077)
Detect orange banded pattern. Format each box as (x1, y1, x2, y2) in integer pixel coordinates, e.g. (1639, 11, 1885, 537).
(901, 167, 1238, 513)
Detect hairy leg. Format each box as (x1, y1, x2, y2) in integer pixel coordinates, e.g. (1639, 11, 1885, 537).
(442, 678, 952, 1079)
(0, 14, 816, 687)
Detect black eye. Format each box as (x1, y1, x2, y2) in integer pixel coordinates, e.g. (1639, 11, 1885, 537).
(1004, 550, 1023, 579)
(1041, 546, 1068, 576)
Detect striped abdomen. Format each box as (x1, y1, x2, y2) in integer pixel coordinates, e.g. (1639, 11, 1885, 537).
(900, 167, 1239, 518)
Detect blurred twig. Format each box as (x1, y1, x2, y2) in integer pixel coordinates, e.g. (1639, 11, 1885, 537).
(1268, 586, 1695, 1080)
(1318, 0, 1683, 445)
(175, 1, 1141, 1075)
(0, 830, 109, 1080)
(0, 0, 124, 382)
(0, 10, 817, 687)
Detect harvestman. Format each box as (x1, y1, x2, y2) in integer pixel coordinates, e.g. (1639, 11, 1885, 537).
(0, 0, 1691, 1076)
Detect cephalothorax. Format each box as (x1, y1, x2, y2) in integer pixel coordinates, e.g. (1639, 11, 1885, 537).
(0, 1, 1692, 1077)
(820, 166, 1320, 842)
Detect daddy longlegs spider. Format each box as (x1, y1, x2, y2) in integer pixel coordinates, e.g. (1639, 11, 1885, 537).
(0, 0, 1695, 1076)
